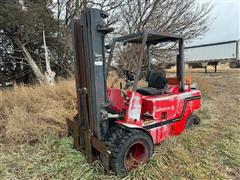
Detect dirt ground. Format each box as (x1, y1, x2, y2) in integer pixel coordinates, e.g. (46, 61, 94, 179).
(0, 68, 239, 179)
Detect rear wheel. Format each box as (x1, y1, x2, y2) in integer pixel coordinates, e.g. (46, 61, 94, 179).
(229, 62, 238, 68)
(185, 114, 200, 129)
(109, 128, 153, 174)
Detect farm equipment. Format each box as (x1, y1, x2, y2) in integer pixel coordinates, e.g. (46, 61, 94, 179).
(67, 8, 201, 174)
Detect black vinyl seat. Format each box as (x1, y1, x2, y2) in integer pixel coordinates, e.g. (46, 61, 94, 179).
(137, 87, 163, 95)
(137, 71, 167, 96)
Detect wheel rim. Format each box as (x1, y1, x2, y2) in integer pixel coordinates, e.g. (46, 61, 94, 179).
(124, 141, 148, 171)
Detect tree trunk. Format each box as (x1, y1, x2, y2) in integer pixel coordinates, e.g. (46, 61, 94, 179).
(43, 30, 56, 86)
(12, 36, 47, 84)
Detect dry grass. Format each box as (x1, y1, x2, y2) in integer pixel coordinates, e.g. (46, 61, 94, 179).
(192, 74, 212, 97)
(0, 70, 240, 179)
(0, 80, 77, 145)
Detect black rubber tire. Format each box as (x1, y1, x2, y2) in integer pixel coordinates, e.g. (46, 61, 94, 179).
(109, 128, 153, 174)
(105, 126, 124, 147)
(229, 62, 237, 68)
(185, 114, 201, 129)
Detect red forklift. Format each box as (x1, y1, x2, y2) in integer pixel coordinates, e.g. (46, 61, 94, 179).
(67, 8, 201, 174)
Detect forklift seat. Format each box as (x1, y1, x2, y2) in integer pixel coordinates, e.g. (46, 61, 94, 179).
(137, 71, 167, 95)
(137, 87, 163, 95)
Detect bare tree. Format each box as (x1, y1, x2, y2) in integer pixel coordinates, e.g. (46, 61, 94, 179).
(150, 0, 212, 40)
(120, 0, 160, 34)
(115, 0, 213, 70)
(52, 0, 122, 27)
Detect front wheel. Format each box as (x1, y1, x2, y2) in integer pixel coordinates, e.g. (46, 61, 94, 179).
(109, 128, 153, 174)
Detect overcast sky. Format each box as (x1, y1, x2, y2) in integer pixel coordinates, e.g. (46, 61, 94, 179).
(189, 0, 240, 46)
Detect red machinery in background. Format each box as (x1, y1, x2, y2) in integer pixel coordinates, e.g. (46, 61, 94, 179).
(67, 8, 201, 174)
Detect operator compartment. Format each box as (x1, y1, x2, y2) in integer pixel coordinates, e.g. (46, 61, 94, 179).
(141, 94, 179, 120)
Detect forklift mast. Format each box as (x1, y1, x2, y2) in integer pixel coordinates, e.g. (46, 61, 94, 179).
(69, 8, 113, 164)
